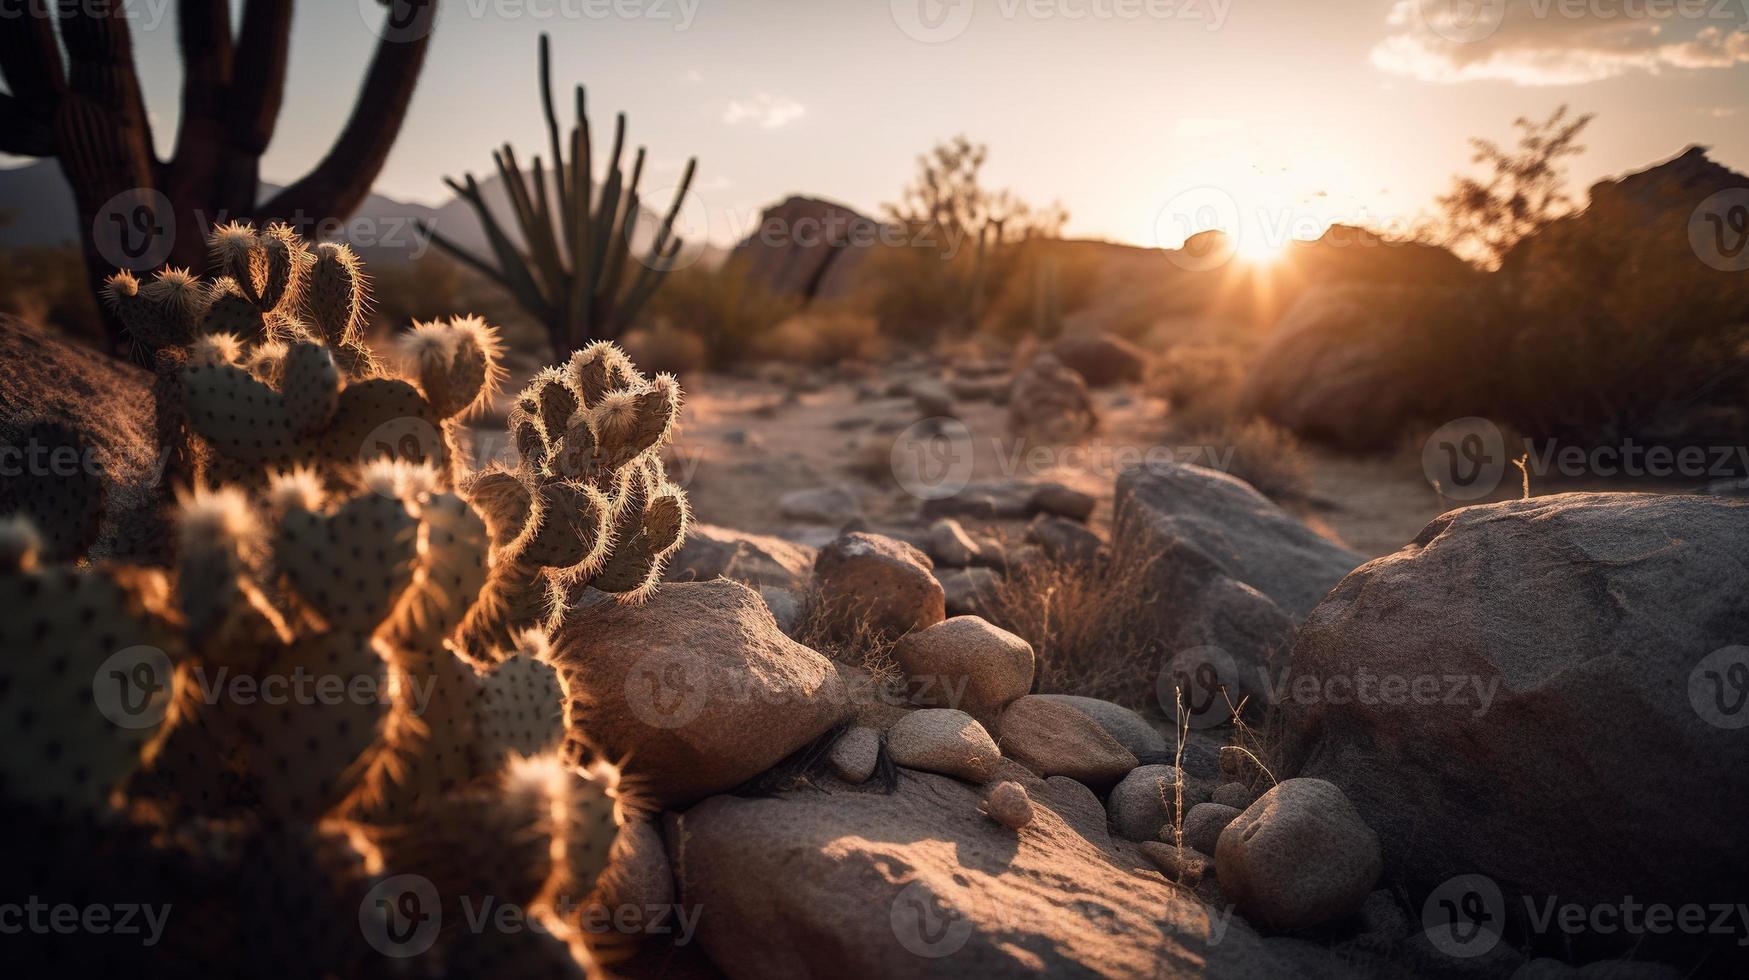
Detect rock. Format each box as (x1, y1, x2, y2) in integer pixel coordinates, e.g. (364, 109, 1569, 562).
(1511, 959, 1684, 980)
(675, 765, 1346, 978)
(979, 780, 1034, 829)
(886, 709, 1001, 783)
(828, 726, 880, 785)
(1211, 782, 1256, 809)
(1051, 332, 1149, 387)
(927, 518, 984, 568)
(1279, 494, 1749, 917)
(1032, 483, 1097, 522)
(919, 480, 1037, 521)
(733, 196, 881, 301)
(1033, 694, 1168, 757)
(892, 616, 1034, 729)
(1114, 461, 1360, 726)
(1139, 841, 1212, 883)
(778, 484, 865, 525)
(1008, 354, 1098, 441)
(0, 316, 170, 563)
(906, 378, 955, 418)
(550, 580, 851, 809)
(948, 376, 1008, 402)
(1356, 889, 1409, 944)
(1181, 803, 1241, 855)
(1216, 778, 1381, 930)
(815, 532, 945, 639)
(581, 820, 674, 937)
(937, 566, 1003, 618)
(1108, 765, 1182, 842)
(758, 585, 804, 636)
(994, 696, 1137, 791)
(666, 523, 816, 591)
(1027, 514, 1104, 564)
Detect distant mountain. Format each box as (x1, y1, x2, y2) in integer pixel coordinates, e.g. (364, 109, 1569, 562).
(0, 160, 721, 268)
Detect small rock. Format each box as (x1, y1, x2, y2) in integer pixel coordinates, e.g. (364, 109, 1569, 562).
(1212, 781, 1257, 809)
(583, 819, 674, 933)
(892, 616, 1034, 729)
(1357, 889, 1409, 943)
(995, 695, 1137, 790)
(778, 484, 865, 525)
(1216, 778, 1382, 930)
(886, 709, 1000, 783)
(1139, 841, 1212, 883)
(980, 780, 1034, 829)
(814, 532, 946, 639)
(1181, 802, 1242, 855)
(1030, 482, 1097, 522)
(1108, 764, 1182, 841)
(906, 378, 955, 418)
(927, 518, 984, 568)
(758, 586, 803, 636)
(1052, 332, 1149, 387)
(828, 726, 880, 785)
(1027, 514, 1104, 564)
(937, 566, 1004, 617)
(668, 523, 817, 591)
(1034, 694, 1168, 757)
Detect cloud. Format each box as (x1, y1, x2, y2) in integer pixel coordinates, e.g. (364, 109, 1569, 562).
(1372, 0, 1749, 85)
(722, 94, 806, 129)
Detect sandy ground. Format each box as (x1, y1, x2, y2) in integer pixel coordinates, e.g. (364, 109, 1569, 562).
(666, 369, 1458, 560)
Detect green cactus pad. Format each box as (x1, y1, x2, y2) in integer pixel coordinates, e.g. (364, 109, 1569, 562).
(275, 493, 419, 635)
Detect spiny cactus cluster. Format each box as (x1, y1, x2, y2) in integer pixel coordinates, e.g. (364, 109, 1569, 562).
(460, 341, 691, 659)
(1, 235, 692, 975)
(104, 222, 504, 496)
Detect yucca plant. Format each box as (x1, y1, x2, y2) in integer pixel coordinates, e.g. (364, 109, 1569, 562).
(421, 33, 698, 356)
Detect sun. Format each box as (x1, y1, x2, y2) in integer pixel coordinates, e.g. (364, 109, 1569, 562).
(1235, 237, 1288, 265)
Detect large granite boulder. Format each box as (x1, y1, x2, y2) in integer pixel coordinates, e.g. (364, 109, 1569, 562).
(1279, 494, 1749, 917)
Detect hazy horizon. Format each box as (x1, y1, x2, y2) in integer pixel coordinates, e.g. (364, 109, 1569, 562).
(3, 0, 1746, 251)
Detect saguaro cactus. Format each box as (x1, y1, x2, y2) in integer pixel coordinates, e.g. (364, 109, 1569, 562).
(0, 1, 440, 352)
(421, 33, 698, 355)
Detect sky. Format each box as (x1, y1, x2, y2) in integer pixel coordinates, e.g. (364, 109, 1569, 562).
(6, 0, 1748, 250)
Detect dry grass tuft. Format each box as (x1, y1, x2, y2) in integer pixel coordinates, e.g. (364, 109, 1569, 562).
(790, 587, 903, 688)
(1204, 418, 1310, 504)
(981, 550, 1163, 712)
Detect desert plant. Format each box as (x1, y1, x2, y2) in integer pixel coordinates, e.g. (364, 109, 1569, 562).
(423, 33, 698, 357)
(1438, 105, 1594, 266)
(643, 257, 802, 366)
(0, 1, 440, 351)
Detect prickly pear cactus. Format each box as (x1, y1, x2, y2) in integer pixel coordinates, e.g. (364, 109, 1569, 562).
(3, 237, 686, 978)
(106, 223, 504, 495)
(460, 341, 691, 660)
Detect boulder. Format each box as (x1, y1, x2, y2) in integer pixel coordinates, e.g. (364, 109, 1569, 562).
(1051, 332, 1148, 387)
(815, 532, 945, 638)
(675, 765, 1347, 978)
(828, 726, 880, 785)
(926, 518, 984, 568)
(1033, 694, 1168, 757)
(1279, 494, 1749, 913)
(1114, 461, 1360, 726)
(551, 580, 851, 808)
(1008, 354, 1097, 442)
(666, 523, 816, 591)
(937, 566, 1003, 618)
(1215, 778, 1382, 931)
(1107, 765, 1180, 842)
(995, 696, 1136, 790)
(886, 708, 1000, 783)
(0, 316, 170, 563)
(1027, 514, 1104, 564)
(1181, 803, 1241, 856)
(1032, 483, 1097, 522)
(731, 195, 881, 301)
(779, 484, 865, 525)
(892, 616, 1034, 729)
(579, 820, 674, 939)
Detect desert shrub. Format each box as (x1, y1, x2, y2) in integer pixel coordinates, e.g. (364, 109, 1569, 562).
(370, 252, 465, 328)
(642, 258, 801, 367)
(979, 240, 1106, 340)
(860, 240, 977, 341)
(981, 552, 1162, 713)
(1149, 342, 1250, 431)
(1202, 419, 1309, 503)
(0, 245, 104, 347)
(755, 311, 887, 366)
(621, 322, 708, 376)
